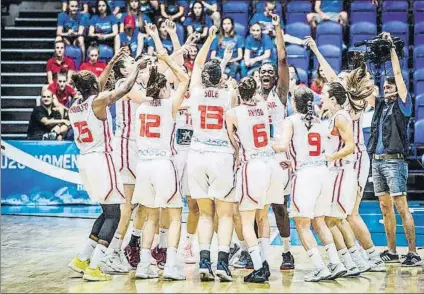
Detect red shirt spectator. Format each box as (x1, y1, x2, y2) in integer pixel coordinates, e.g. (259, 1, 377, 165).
(48, 80, 76, 107)
(78, 43, 106, 76)
(46, 40, 76, 84)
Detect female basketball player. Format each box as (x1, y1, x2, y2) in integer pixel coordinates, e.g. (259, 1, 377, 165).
(226, 77, 285, 283)
(132, 40, 190, 281)
(187, 26, 238, 282)
(68, 47, 144, 281)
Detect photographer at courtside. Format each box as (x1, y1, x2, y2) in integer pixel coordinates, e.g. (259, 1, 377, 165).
(367, 32, 422, 267)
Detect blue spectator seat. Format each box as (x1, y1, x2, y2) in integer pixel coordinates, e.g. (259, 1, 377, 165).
(286, 22, 311, 40)
(316, 21, 343, 50)
(349, 21, 377, 51)
(65, 45, 82, 69)
(286, 44, 309, 73)
(415, 94, 424, 121)
(176, 23, 184, 44)
(350, 0, 377, 24)
(234, 22, 247, 38)
(271, 47, 277, 64)
(98, 44, 114, 64)
(414, 69, 424, 97)
(382, 21, 409, 48)
(296, 67, 308, 85)
(286, 0, 311, 24)
(414, 1, 424, 25)
(414, 119, 424, 146)
(383, 46, 409, 71)
(314, 45, 342, 73)
(254, 1, 282, 15)
(382, 0, 409, 24)
(222, 1, 249, 30)
(415, 22, 424, 46)
(414, 45, 424, 71)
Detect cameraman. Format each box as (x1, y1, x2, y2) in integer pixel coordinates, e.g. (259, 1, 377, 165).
(367, 33, 422, 266)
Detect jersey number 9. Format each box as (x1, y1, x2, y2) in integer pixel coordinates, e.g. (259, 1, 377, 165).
(308, 132, 321, 156)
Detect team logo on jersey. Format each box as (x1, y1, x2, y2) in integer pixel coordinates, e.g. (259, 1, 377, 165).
(176, 129, 193, 146)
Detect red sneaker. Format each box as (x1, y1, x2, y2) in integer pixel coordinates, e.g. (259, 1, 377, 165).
(124, 244, 140, 268)
(151, 246, 167, 269)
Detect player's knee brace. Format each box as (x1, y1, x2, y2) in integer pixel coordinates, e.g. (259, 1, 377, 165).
(90, 212, 106, 238)
(97, 204, 121, 244)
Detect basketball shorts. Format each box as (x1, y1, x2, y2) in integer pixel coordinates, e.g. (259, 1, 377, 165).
(78, 152, 125, 205)
(354, 150, 370, 193)
(275, 152, 291, 196)
(113, 137, 138, 185)
(187, 150, 236, 202)
(237, 157, 285, 212)
(328, 165, 357, 219)
(174, 149, 190, 197)
(289, 165, 332, 219)
(132, 158, 183, 209)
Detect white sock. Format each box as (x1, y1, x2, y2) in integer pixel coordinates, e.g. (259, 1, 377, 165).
(133, 229, 142, 237)
(166, 247, 177, 267)
(159, 229, 168, 249)
(259, 238, 270, 263)
(89, 244, 107, 268)
(324, 243, 341, 265)
(283, 237, 291, 253)
(218, 245, 230, 253)
(349, 246, 365, 264)
(366, 246, 379, 260)
(230, 241, 236, 248)
(140, 248, 151, 264)
(338, 248, 356, 269)
(79, 238, 97, 261)
(106, 232, 121, 254)
(248, 246, 262, 270)
(307, 247, 325, 270)
(240, 240, 248, 251)
(200, 244, 210, 251)
(186, 233, 194, 245)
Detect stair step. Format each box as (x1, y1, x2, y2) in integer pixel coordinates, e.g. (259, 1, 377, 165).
(15, 18, 58, 27)
(1, 84, 44, 96)
(2, 61, 47, 73)
(3, 26, 56, 38)
(19, 11, 60, 18)
(1, 49, 53, 61)
(1, 73, 47, 84)
(1, 109, 33, 121)
(1, 38, 55, 49)
(1, 122, 29, 134)
(1, 134, 28, 139)
(2, 96, 38, 108)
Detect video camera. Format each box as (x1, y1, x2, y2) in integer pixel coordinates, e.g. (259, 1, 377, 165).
(354, 33, 404, 66)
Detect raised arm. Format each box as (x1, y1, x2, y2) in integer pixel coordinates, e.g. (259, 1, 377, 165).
(273, 14, 289, 106)
(326, 115, 355, 162)
(99, 46, 130, 91)
(190, 26, 218, 91)
(305, 36, 338, 82)
(220, 44, 233, 73)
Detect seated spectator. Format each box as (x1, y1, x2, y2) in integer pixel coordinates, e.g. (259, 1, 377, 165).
(240, 22, 273, 77)
(119, 0, 150, 33)
(307, 0, 348, 29)
(57, 0, 88, 61)
(188, 0, 220, 27)
(27, 87, 70, 141)
(46, 40, 76, 84)
(79, 42, 107, 76)
(145, 18, 176, 54)
(48, 70, 77, 109)
(148, 0, 161, 22)
(183, 1, 212, 43)
(88, 0, 119, 48)
(115, 15, 144, 57)
(140, 0, 155, 20)
(183, 44, 198, 76)
(310, 64, 327, 94)
(160, 0, 185, 23)
(62, 0, 89, 15)
(211, 17, 244, 79)
(249, 0, 282, 38)
(108, 0, 127, 17)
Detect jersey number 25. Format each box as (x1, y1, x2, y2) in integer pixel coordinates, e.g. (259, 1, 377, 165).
(73, 121, 93, 143)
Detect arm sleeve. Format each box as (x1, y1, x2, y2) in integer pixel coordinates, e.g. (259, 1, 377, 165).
(68, 58, 76, 70)
(210, 37, 219, 51)
(35, 108, 47, 122)
(58, 12, 66, 26)
(263, 35, 273, 50)
(237, 35, 244, 49)
(398, 93, 412, 117)
(245, 36, 253, 50)
(183, 17, 191, 27)
(249, 14, 258, 26)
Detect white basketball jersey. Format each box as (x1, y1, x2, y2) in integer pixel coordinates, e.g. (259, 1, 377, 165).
(326, 109, 354, 167)
(115, 80, 144, 141)
(175, 95, 193, 151)
(262, 87, 286, 142)
(69, 95, 113, 155)
(287, 113, 328, 171)
(135, 98, 176, 159)
(352, 111, 366, 153)
(189, 86, 233, 154)
(233, 102, 274, 162)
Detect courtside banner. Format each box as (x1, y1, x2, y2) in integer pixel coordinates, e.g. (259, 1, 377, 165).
(1, 140, 93, 205)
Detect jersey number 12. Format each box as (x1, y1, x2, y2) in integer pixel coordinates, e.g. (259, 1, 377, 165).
(139, 114, 161, 138)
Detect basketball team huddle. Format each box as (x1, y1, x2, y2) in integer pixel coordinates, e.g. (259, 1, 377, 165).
(67, 15, 387, 284)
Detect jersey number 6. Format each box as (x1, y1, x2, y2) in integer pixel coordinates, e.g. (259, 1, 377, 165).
(253, 123, 268, 148)
(198, 105, 224, 130)
(308, 132, 321, 156)
(139, 114, 161, 138)
(73, 121, 93, 143)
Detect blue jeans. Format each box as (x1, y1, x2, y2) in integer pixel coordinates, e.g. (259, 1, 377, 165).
(371, 158, 408, 197)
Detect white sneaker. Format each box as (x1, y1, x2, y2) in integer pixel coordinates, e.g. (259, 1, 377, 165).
(163, 264, 186, 281)
(327, 263, 347, 280)
(118, 250, 134, 271)
(99, 251, 130, 274)
(368, 258, 386, 272)
(351, 253, 371, 273)
(304, 267, 332, 282)
(135, 262, 159, 279)
(343, 266, 361, 277)
(184, 243, 196, 264)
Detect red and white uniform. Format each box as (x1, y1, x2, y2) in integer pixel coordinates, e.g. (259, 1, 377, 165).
(132, 98, 182, 208)
(233, 102, 285, 211)
(69, 95, 124, 204)
(113, 79, 144, 185)
(187, 86, 235, 201)
(288, 113, 331, 219)
(352, 112, 370, 193)
(174, 94, 193, 197)
(326, 109, 357, 219)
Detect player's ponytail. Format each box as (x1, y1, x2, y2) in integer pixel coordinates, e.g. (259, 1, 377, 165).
(345, 67, 374, 113)
(293, 85, 315, 131)
(71, 70, 98, 98)
(146, 66, 167, 99)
